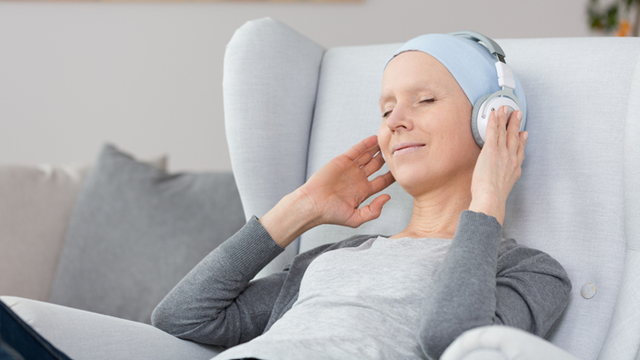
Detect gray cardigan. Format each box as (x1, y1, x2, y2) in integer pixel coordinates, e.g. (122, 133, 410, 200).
(152, 211, 572, 359)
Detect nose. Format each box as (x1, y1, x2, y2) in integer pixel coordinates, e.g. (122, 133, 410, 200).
(385, 104, 413, 133)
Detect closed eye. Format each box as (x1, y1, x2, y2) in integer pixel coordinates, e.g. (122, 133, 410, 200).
(382, 99, 435, 118)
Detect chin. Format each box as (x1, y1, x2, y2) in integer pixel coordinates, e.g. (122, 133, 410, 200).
(389, 164, 432, 196)
(391, 158, 473, 198)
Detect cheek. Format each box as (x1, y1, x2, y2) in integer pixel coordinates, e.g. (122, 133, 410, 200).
(440, 106, 474, 144)
(377, 124, 390, 152)
(377, 125, 395, 169)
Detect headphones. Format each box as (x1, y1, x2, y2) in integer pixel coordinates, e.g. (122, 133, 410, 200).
(447, 31, 525, 148)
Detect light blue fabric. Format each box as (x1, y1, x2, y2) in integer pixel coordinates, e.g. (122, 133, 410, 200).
(385, 33, 527, 118)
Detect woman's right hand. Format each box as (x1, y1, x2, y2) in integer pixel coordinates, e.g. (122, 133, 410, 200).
(297, 135, 395, 228)
(259, 135, 395, 248)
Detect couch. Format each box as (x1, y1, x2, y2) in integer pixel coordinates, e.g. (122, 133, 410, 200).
(0, 145, 241, 358)
(3, 17, 640, 360)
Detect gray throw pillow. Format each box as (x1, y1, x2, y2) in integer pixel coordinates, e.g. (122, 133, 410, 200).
(49, 144, 245, 324)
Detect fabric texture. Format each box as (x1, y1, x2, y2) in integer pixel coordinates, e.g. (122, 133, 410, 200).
(152, 211, 571, 360)
(223, 17, 325, 278)
(216, 236, 453, 360)
(598, 45, 640, 360)
(385, 33, 527, 119)
(1, 296, 223, 360)
(48, 144, 245, 324)
(440, 325, 580, 360)
(0, 155, 166, 301)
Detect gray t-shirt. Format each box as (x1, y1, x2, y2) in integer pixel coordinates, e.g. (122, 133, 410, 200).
(152, 211, 572, 360)
(214, 236, 452, 360)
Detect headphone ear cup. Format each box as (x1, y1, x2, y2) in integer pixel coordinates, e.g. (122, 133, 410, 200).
(471, 94, 521, 148)
(471, 94, 492, 148)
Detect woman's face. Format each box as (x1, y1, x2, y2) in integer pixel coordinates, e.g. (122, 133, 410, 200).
(378, 51, 480, 197)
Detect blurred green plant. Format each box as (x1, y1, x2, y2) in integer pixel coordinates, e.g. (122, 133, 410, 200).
(588, 0, 639, 36)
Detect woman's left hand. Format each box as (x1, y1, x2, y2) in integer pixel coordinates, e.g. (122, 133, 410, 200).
(469, 105, 528, 225)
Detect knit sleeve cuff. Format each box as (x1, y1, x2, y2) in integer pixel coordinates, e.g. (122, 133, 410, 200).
(452, 210, 503, 258)
(216, 216, 285, 279)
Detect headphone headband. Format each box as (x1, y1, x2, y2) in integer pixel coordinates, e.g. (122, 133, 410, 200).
(447, 31, 507, 63)
(445, 30, 525, 147)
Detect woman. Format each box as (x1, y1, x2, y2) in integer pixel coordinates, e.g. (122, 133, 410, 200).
(151, 33, 571, 360)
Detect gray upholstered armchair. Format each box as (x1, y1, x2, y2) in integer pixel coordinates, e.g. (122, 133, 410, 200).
(223, 18, 640, 360)
(3, 17, 640, 360)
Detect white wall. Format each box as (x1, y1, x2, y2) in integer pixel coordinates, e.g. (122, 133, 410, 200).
(0, 0, 590, 172)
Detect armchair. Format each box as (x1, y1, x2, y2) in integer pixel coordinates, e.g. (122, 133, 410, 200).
(224, 18, 640, 360)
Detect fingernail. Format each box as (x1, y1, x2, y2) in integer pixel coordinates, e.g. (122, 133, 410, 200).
(503, 106, 508, 114)
(517, 111, 523, 120)
(523, 131, 529, 140)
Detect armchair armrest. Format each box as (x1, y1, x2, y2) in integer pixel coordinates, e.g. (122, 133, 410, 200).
(0, 296, 223, 360)
(441, 325, 580, 360)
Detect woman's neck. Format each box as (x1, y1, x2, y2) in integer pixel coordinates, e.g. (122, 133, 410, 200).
(390, 176, 473, 240)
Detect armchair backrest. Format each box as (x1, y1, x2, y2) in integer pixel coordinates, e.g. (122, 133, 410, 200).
(224, 18, 640, 360)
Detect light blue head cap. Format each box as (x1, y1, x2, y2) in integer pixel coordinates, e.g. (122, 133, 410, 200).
(385, 33, 526, 117)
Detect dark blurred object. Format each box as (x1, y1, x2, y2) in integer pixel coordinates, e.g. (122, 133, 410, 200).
(0, 339, 23, 360)
(0, 301, 71, 360)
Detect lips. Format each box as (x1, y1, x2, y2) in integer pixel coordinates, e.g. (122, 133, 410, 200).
(392, 142, 426, 156)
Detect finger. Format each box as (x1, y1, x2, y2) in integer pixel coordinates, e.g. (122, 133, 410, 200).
(369, 171, 396, 194)
(517, 130, 528, 163)
(497, 106, 509, 149)
(367, 194, 392, 219)
(484, 109, 499, 148)
(361, 151, 385, 176)
(343, 135, 378, 161)
(352, 194, 391, 226)
(355, 143, 381, 167)
(506, 110, 522, 152)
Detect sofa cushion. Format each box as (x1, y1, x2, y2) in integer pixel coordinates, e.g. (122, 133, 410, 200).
(0, 164, 89, 302)
(0, 154, 166, 302)
(49, 144, 244, 324)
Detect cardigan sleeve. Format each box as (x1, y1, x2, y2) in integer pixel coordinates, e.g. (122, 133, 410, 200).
(419, 210, 572, 360)
(151, 216, 287, 347)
